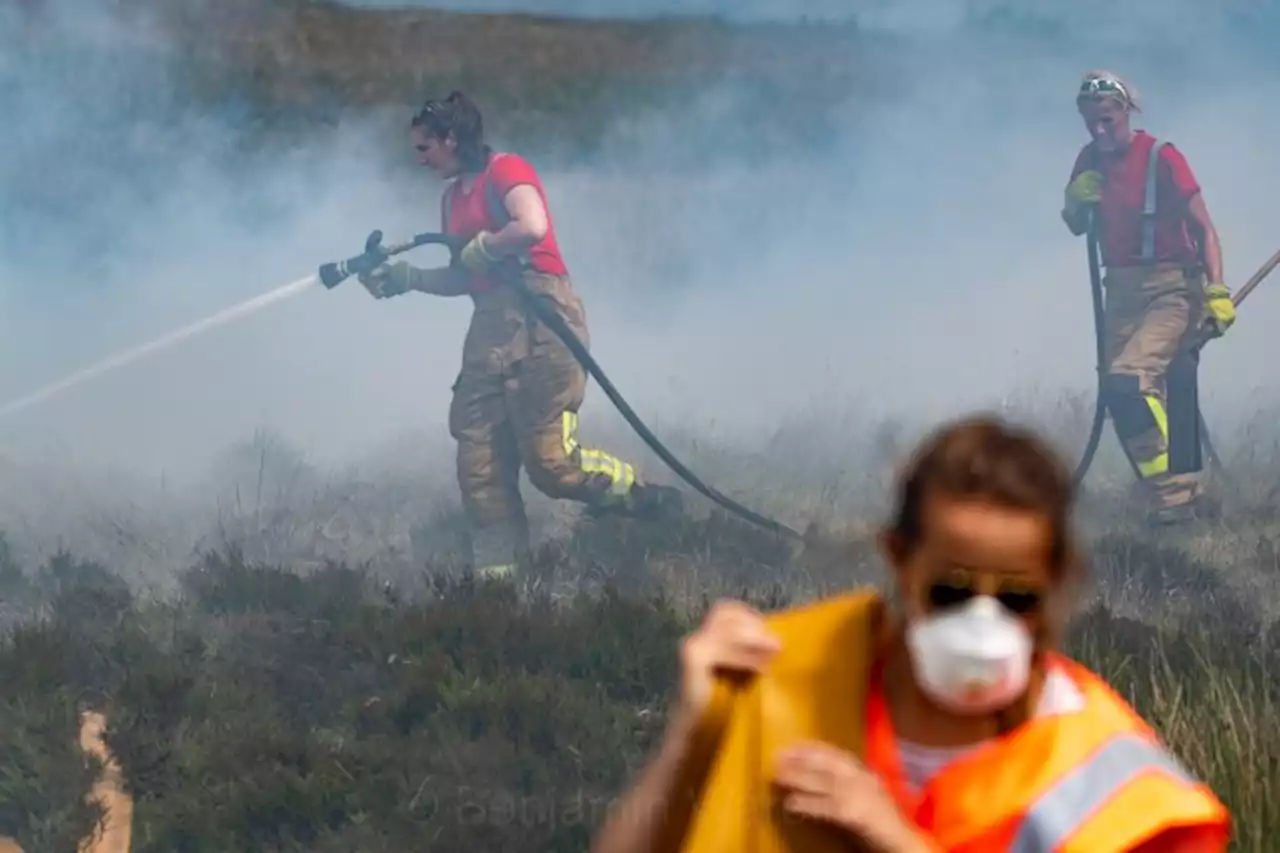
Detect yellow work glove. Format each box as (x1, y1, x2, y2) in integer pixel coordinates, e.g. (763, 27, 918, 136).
(1203, 283, 1236, 338)
(459, 231, 502, 274)
(1063, 170, 1104, 218)
(358, 261, 416, 299)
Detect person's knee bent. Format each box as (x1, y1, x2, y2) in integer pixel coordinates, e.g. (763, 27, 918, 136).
(522, 431, 592, 499)
(1103, 372, 1167, 435)
(522, 412, 635, 501)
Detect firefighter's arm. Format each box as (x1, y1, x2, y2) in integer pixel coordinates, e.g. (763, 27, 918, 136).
(458, 184, 549, 272)
(405, 264, 470, 296)
(1185, 192, 1236, 337)
(1185, 193, 1224, 288)
(486, 184, 549, 253)
(357, 261, 468, 299)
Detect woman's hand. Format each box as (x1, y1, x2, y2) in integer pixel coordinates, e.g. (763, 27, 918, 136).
(773, 742, 937, 853)
(676, 599, 781, 723)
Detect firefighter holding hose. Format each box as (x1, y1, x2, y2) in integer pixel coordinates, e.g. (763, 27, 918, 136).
(357, 91, 681, 578)
(1061, 70, 1235, 526)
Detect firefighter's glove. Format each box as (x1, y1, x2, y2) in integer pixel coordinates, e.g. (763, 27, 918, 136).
(459, 231, 502, 274)
(358, 261, 415, 299)
(1203, 283, 1236, 338)
(1063, 170, 1104, 218)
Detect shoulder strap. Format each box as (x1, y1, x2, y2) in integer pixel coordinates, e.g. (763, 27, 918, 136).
(438, 153, 511, 234)
(483, 152, 533, 270)
(1140, 138, 1169, 264)
(484, 152, 511, 227)
(440, 182, 454, 233)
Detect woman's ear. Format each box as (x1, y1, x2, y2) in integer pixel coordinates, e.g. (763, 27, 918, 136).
(878, 528, 904, 570)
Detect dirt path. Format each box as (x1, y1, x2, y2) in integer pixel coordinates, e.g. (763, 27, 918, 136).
(0, 711, 133, 853)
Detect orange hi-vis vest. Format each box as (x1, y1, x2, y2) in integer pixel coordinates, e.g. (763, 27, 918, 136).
(666, 588, 1231, 853)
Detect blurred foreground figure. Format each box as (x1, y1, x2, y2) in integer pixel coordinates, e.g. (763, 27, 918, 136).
(1062, 70, 1234, 526)
(358, 91, 681, 578)
(591, 415, 1230, 853)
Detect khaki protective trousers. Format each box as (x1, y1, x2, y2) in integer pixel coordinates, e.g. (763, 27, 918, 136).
(449, 271, 637, 575)
(1102, 263, 1207, 511)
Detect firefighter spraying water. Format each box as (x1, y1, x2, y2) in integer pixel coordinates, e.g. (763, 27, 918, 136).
(347, 91, 691, 579)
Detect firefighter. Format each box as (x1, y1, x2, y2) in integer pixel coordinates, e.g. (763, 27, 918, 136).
(1061, 70, 1236, 525)
(358, 91, 682, 578)
(590, 415, 1230, 853)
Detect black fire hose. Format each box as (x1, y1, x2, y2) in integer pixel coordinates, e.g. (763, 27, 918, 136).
(1071, 212, 1280, 488)
(319, 231, 807, 542)
(1070, 217, 1111, 487)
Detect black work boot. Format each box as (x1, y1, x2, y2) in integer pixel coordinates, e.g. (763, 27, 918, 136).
(583, 476, 684, 520)
(1147, 503, 1197, 528)
(625, 482, 685, 518)
(1146, 494, 1218, 528)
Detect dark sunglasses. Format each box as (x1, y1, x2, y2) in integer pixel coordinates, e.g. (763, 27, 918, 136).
(925, 577, 1045, 617)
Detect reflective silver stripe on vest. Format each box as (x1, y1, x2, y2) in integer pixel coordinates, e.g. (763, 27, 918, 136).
(1139, 140, 1169, 264)
(1009, 733, 1196, 853)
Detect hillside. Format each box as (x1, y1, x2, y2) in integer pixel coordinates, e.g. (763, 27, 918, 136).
(6, 0, 879, 160)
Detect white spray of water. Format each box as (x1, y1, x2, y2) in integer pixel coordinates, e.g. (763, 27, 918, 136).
(0, 274, 318, 420)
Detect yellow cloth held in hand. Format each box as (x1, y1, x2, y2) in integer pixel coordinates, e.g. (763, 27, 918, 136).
(663, 588, 888, 853)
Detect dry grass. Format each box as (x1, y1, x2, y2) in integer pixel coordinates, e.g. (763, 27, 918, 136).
(3, 397, 1279, 850)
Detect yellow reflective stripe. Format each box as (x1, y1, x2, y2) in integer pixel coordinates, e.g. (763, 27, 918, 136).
(476, 563, 516, 579)
(1137, 453, 1169, 477)
(1135, 395, 1170, 478)
(560, 411, 635, 495)
(1144, 394, 1169, 440)
(1010, 734, 1196, 852)
(560, 409, 581, 455)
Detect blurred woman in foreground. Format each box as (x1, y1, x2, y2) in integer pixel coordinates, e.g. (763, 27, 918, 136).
(591, 415, 1230, 853)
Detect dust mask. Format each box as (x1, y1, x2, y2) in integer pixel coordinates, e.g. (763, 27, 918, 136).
(905, 594, 1033, 715)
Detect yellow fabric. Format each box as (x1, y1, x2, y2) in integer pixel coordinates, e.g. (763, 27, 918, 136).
(669, 588, 886, 853)
(1203, 283, 1236, 337)
(561, 411, 635, 496)
(1064, 170, 1104, 217)
(459, 231, 500, 273)
(1135, 394, 1170, 477)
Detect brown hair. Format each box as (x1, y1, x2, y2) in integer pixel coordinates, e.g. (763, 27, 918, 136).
(884, 414, 1082, 582)
(411, 90, 493, 172)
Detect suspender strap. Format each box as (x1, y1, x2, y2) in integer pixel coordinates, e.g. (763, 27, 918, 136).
(1140, 139, 1168, 264)
(438, 153, 533, 270)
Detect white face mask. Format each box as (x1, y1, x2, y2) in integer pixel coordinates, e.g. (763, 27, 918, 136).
(905, 594, 1033, 715)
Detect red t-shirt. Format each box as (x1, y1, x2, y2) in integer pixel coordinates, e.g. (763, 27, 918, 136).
(1069, 130, 1202, 267)
(441, 151, 569, 294)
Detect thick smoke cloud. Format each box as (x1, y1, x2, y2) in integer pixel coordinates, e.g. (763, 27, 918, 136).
(2, 0, 1278, 498)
